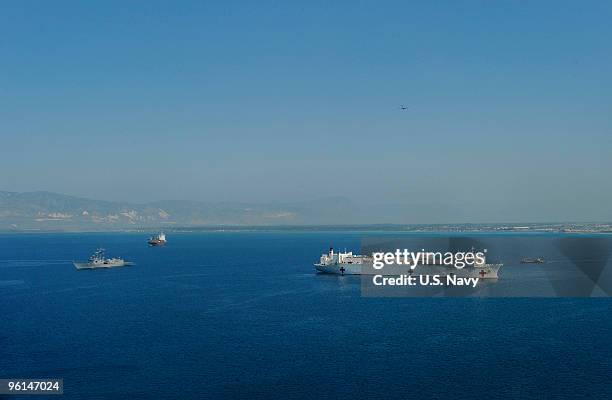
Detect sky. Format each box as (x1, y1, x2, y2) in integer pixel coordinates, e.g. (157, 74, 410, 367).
(1, 1, 611, 222)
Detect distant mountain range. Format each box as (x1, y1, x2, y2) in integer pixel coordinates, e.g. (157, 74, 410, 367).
(2, 190, 610, 232)
(0, 191, 366, 230)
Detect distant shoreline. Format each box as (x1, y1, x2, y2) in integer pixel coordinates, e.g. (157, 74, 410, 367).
(2, 223, 612, 235)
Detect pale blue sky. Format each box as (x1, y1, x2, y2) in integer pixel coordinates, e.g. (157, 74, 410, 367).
(1, 1, 611, 221)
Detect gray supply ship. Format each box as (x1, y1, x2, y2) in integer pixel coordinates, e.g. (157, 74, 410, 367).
(74, 248, 132, 270)
(315, 247, 501, 279)
(148, 232, 167, 246)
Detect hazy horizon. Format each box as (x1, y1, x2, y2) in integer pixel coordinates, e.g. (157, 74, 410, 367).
(2, 1, 611, 222)
(1, 189, 612, 225)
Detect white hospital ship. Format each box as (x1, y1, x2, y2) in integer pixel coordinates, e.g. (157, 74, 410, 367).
(315, 247, 501, 279)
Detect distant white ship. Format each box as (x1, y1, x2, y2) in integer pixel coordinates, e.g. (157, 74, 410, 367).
(315, 247, 501, 278)
(148, 232, 167, 246)
(74, 248, 132, 270)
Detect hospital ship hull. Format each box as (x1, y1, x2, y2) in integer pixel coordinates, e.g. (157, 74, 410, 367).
(314, 248, 501, 279)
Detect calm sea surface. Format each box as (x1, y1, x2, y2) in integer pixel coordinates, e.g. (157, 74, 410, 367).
(1, 232, 611, 399)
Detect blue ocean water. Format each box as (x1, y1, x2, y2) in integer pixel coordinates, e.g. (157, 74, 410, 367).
(1, 232, 611, 399)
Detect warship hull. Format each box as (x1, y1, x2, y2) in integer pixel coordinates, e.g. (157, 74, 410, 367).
(73, 261, 132, 270)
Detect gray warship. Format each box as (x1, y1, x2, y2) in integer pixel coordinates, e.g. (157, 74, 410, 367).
(73, 248, 133, 270)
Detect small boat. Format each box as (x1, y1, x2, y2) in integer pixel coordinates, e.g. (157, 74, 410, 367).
(148, 232, 167, 246)
(521, 257, 545, 264)
(74, 248, 133, 270)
